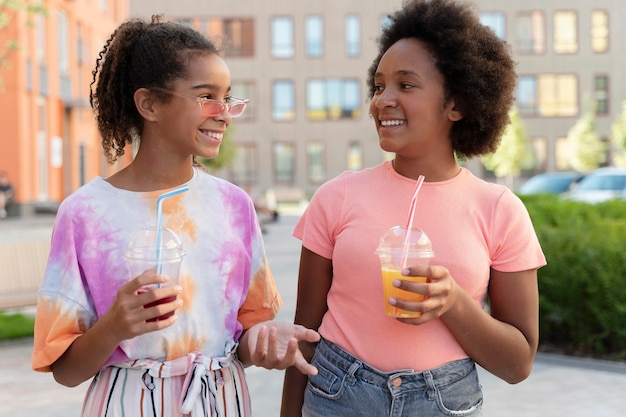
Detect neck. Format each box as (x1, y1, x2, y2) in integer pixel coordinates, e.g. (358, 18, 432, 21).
(391, 156, 460, 182)
(106, 155, 195, 192)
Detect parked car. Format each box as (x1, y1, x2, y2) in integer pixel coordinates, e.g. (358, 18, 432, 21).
(517, 171, 585, 195)
(563, 167, 626, 204)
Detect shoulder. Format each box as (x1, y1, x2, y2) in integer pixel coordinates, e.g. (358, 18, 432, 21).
(194, 169, 253, 205)
(314, 163, 387, 196)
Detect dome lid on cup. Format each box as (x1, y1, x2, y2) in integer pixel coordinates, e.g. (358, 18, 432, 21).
(375, 225, 434, 258)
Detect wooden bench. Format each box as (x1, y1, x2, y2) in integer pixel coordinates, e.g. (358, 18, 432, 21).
(0, 240, 50, 309)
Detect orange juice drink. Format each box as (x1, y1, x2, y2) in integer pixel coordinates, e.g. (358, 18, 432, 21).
(382, 268, 427, 318)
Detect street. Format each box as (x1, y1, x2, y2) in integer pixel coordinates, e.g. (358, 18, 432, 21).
(1, 214, 625, 416)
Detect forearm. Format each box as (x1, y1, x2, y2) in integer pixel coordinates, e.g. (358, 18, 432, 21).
(441, 289, 537, 384)
(237, 329, 253, 367)
(280, 365, 308, 417)
(52, 315, 122, 387)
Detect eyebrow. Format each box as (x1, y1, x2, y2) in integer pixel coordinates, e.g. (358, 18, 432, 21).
(374, 70, 421, 79)
(190, 84, 232, 94)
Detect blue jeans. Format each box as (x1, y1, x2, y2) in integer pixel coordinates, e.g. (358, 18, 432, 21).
(303, 338, 483, 417)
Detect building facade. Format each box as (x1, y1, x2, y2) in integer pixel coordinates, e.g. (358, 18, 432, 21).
(129, 0, 626, 197)
(1, 0, 625, 212)
(0, 0, 129, 215)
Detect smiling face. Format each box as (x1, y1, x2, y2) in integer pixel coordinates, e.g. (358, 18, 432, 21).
(154, 53, 233, 161)
(369, 38, 461, 165)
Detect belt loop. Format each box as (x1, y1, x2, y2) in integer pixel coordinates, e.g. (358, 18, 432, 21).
(423, 370, 436, 400)
(346, 361, 361, 386)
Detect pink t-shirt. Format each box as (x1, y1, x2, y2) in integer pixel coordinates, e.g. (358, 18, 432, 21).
(294, 161, 546, 372)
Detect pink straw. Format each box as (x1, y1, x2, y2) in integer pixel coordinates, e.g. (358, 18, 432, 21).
(400, 175, 425, 269)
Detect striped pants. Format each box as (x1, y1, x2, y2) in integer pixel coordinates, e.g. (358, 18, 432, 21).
(81, 345, 251, 417)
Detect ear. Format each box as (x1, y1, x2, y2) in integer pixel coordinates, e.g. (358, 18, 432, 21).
(446, 98, 464, 122)
(134, 88, 159, 122)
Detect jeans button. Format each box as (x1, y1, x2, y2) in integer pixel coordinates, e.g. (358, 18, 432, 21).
(392, 377, 402, 387)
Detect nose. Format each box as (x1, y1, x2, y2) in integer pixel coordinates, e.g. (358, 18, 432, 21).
(373, 88, 397, 109)
(214, 103, 231, 123)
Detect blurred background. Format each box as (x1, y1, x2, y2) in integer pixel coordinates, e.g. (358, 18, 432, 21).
(1, 0, 625, 218)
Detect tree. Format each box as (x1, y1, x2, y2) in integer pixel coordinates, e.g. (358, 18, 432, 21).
(481, 106, 534, 187)
(610, 100, 626, 167)
(197, 126, 237, 172)
(566, 101, 605, 172)
(0, 0, 47, 86)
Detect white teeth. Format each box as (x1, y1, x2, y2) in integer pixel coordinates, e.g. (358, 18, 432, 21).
(206, 131, 223, 140)
(380, 120, 405, 126)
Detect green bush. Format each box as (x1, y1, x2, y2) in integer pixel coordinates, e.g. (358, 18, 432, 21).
(0, 312, 35, 340)
(521, 195, 626, 360)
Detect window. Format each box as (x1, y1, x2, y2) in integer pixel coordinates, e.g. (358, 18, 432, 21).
(305, 15, 323, 57)
(347, 141, 363, 171)
(538, 74, 578, 116)
(272, 80, 295, 121)
(205, 18, 254, 57)
(58, 11, 70, 99)
(555, 136, 572, 170)
(273, 142, 295, 184)
(36, 13, 45, 61)
(271, 16, 294, 58)
(517, 74, 578, 117)
(516, 11, 545, 54)
(231, 143, 257, 185)
(553, 11, 577, 54)
(77, 24, 84, 64)
(591, 10, 609, 53)
(345, 14, 360, 57)
(531, 137, 548, 172)
(231, 80, 255, 122)
(479, 12, 506, 40)
(307, 141, 326, 183)
(517, 76, 538, 115)
(594, 75, 609, 114)
(306, 78, 361, 120)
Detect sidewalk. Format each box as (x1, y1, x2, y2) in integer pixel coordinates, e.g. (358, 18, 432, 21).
(1, 213, 626, 416)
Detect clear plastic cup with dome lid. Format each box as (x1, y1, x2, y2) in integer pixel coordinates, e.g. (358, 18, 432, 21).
(375, 225, 434, 318)
(125, 226, 186, 321)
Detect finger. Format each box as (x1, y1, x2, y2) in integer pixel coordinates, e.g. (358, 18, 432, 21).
(265, 327, 279, 364)
(142, 296, 182, 323)
(280, 337, 298, 366)
(401, 265, 430, 277)
(294, 326, 321, 343)
(253, 325, 268, 362)
(389, 297, 425, 316)
(294, 353, 318, 375)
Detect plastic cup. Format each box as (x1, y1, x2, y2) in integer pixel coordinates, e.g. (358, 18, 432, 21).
(125, 227, 186, 321)
(375, 226, 434, 318)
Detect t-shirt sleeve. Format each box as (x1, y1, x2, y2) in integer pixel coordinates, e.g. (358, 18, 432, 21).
(490, 190, 547, 272)
(32, 210, 97, 372)
(237, 256, 282, 329)
(237, 200, 282, 330)
(293, 174, 347, 260)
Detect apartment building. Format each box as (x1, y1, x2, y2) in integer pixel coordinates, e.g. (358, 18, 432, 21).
(0, 0, 129, 215)
(129, 0, 625, 197)
(477, 0, 626, 173)
(2, 0, 624, 212)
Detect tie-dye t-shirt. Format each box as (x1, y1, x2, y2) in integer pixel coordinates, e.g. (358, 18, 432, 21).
(32, 168, 281, 372)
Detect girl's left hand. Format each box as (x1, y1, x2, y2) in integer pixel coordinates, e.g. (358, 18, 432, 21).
(244, 321, 320, 375)
(389, 264, 460, 325)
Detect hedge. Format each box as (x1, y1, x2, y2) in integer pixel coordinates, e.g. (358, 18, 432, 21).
(520, 194, 626, 360)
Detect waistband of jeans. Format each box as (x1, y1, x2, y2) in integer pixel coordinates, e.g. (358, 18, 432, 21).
(316, 337, 475, 389)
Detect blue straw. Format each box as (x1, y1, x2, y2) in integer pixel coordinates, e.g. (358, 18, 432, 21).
(155, 184, 190, 278)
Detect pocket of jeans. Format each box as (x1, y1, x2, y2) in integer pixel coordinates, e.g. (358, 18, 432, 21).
(305, 353, 345, 399)
(434, 367, 483, 416)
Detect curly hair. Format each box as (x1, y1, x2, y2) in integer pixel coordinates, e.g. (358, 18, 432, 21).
(367, 0, 517, 159)
(90, 15, 220, 164)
